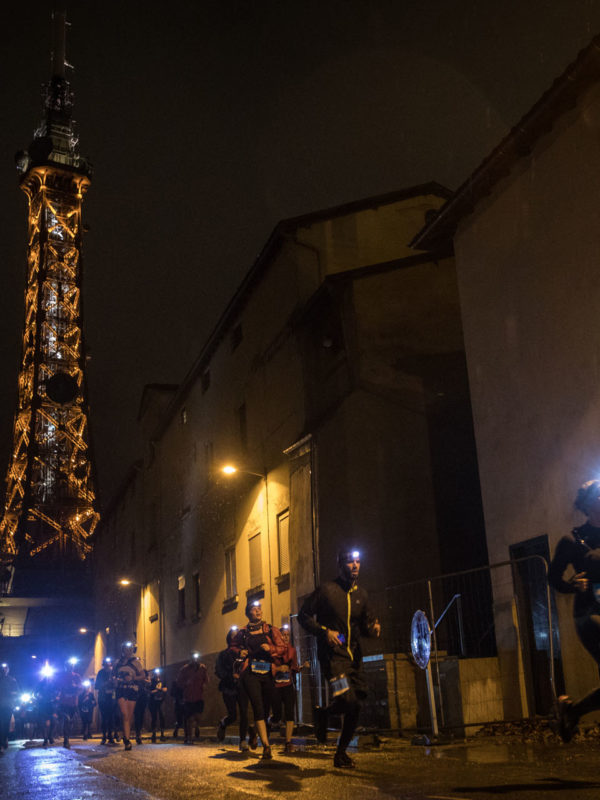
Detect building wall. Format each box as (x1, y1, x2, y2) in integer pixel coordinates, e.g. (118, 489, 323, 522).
(313, 256, 485, 591)
(93, 188, 485, 721)
(454, 84, 600, 700)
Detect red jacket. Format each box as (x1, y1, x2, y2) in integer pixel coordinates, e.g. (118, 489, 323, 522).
(56, 670, 82, 708)
(176, 661, 208, 702)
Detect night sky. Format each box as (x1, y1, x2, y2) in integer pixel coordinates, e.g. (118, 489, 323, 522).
(1, 0, 600, 506)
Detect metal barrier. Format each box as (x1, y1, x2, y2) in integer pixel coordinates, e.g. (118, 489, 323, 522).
(292, 556, 560, 734)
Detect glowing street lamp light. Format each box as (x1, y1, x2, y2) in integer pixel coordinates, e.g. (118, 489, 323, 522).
(221, 464, 265, 479)
(79, 627, 88, 634)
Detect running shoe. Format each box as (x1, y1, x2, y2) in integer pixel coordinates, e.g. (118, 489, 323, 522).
(333, 750, 355, 769)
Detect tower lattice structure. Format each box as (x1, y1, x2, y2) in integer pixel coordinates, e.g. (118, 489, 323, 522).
(0, 14, 99, 572)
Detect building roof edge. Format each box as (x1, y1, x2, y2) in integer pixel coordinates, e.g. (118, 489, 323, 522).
(412, 34, 600, 251)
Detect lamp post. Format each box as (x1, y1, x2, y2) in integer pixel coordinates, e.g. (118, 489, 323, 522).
(221, 464, 274, 622)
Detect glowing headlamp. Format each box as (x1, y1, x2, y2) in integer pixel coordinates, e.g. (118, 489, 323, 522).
(338, 549, 361, 565)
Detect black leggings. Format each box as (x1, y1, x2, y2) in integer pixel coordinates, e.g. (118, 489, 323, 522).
(239, 670, 273, 740)
(329, 686, 361, 752)
(99, 700, 115, 739)
(173, 701, 184, 730)
(60, 706, 77, 742)
(80, 712, 93, 738)
(220, 691, 238, 727)
(134, 695, 147, 737)
(149, 701, 165, 733)
(572, 612, 600, 718)
(0, 706, 11, 748)
(271, 684, 295, 723)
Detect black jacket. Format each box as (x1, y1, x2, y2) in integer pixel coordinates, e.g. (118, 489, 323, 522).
(298, 576, 377, 676)
(549, 523, 600, 616)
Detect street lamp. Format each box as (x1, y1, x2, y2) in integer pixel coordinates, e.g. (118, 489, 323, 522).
(221, 464, 266, 479)
(221, 463, 274, 621)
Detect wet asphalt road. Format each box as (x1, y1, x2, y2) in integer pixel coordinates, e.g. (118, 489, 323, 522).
(3, 733, 600, 800)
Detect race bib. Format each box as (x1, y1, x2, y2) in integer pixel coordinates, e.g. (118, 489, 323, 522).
(250, 660, 271, 675)
(330, 673, 350, 697)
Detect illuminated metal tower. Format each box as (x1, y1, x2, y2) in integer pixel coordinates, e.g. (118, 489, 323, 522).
(0, 12, 99, 579)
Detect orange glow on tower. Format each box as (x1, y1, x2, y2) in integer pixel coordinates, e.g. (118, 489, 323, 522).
(0, 11, 99, 572)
